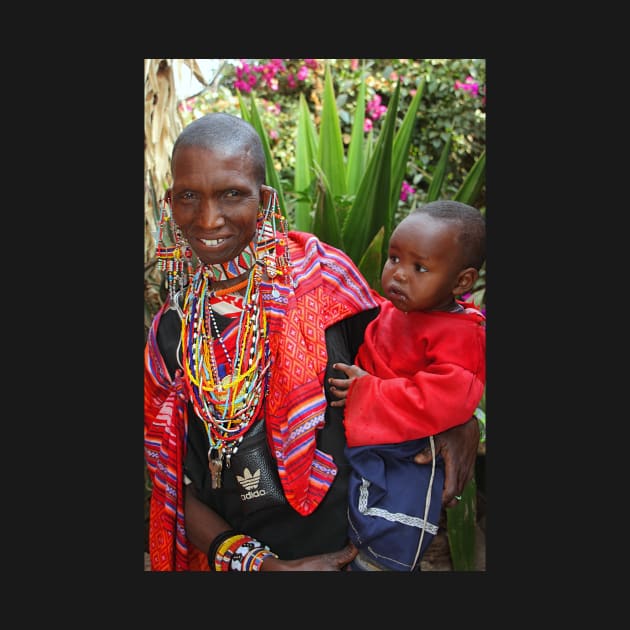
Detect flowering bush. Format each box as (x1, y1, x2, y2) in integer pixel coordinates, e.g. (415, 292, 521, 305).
(179, 58, 485, 208)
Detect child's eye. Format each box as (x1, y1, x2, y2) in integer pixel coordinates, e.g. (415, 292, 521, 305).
(415, 264, 428, 273)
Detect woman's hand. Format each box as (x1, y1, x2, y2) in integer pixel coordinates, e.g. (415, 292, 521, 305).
(414, 416, 480, 508)
(261, 542, 358, 571)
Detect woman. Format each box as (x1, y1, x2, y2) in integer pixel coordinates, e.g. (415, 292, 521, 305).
(144, 112, 480, 571)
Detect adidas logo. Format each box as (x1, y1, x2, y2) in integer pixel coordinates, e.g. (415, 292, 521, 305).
(236, 467, 267, 501)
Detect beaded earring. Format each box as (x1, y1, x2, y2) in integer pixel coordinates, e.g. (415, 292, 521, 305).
(256, 187, 295, 295)
(155, 195, 194, 304)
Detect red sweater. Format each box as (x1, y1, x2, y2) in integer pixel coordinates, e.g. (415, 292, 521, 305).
(343, 299, 485, 447)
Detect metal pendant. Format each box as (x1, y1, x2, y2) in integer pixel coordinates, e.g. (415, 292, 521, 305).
(208, 447, 223, 489)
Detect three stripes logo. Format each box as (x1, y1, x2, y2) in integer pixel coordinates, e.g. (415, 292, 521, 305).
(236, 467, 267, 501)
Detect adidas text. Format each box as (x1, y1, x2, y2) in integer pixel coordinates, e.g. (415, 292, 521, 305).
(241, 489, 267, 500)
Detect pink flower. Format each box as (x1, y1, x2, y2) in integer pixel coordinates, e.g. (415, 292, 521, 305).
(351, 59, 359, 71)
(296, 66, 309, 81)
(399, 180, 415, 202)
(363, 118, 373, 133)
(454, 76, 479, 97)
(367, 94, 387, 121)
(235, 80, 251, 93)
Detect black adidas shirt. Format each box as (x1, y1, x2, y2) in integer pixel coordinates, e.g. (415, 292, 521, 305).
(155, 304, 379, 559)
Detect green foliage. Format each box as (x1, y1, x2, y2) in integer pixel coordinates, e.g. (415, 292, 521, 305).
(239, 68, 485, 571)
(147, 59, 487, 570)
(446, 476, 478, 570)
(182, 59, 485, 208)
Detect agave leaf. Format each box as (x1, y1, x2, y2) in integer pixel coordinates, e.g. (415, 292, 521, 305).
(341, 81, 400, 265)
(237, 90, 251, 124)
(446, 476, 478, 571)
(294, 93, 319, 231)
(318, 63, 347, 201)
(357, 227, 385, 292)
(454, 149, 486, 206)
(311, 161, 343, 249)
(346, 75, 367, 196)
(246, 93, 288, 217)
(387, 77, 425, 242)
(426, 134, 452, 202)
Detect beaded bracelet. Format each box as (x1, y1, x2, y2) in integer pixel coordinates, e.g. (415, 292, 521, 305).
(208, 532, 278, 571)
(207, 530, 239, 571)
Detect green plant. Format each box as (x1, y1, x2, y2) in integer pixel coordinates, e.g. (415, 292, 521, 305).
(239, 62, 485, 570)
(145, 59, 486, 570)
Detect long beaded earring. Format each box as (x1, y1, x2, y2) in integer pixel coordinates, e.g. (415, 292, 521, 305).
(155, 195, 194, 304)
(256, 187, 294, 295)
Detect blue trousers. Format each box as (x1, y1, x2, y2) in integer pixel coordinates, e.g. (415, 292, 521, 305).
(345, 437, 444, 571)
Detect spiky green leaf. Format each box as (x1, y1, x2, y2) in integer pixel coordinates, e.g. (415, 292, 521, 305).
(318, 64, 347, 201)
(389, 78, 425, 217)
(446, 476, 478, 571)
(346, 76, 367, 196)
(341, 81, 400, 264)
(246, 93, 288, 218)
(426, 135, 452, 202)
(294, 93, 319, 231)
(454, 150, 486, 205)
(311, 161, 343, 249)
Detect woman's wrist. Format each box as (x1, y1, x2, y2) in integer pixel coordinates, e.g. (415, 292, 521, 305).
(208, 532, 278, 571)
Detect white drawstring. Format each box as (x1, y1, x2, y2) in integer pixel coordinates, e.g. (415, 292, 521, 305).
(411, 434, 436, 570)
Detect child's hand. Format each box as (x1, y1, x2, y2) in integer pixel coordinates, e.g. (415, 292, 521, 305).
(328, 362, 369, 407)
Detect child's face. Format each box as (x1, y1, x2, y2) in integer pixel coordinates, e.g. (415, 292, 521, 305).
(381, 213, 465, 313)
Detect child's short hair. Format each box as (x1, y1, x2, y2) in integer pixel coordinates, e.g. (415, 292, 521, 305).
(411, 200, 486, 270)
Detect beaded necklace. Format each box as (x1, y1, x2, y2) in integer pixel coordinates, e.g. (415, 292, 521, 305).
(179, 192, 291, 488)
(181, 259, 269, 485)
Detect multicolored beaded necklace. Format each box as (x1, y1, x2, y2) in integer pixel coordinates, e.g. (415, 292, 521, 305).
(179, 194, 291, 488)
(181, 260, 267, 486)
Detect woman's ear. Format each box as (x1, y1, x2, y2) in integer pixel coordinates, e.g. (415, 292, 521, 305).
(453, 267, 479, 297)
(164, 188, 172, 205)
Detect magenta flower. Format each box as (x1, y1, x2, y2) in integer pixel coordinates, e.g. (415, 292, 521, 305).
(363, 118, 373, 133)
(454, 76, 479, 97)
(399, 181, 415, 202)
(235, 80, 252, 93)
(366, 94, 387, 121)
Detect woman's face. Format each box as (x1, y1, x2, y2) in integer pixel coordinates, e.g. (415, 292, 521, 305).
(168, 145, 261, 266)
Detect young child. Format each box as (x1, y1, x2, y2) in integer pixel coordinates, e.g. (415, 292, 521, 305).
(329, 200, 486, 571)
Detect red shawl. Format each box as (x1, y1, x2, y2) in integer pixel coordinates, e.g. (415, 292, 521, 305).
(144, 231, 378, 571)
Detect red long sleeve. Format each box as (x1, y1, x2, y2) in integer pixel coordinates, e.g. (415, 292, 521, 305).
(343, 301, 485, 447)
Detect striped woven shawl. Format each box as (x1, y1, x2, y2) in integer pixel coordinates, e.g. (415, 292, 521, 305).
(144, 231, 378, 570)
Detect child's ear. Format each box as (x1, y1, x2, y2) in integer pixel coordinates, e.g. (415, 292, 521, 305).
(453, 267, 479, 297)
